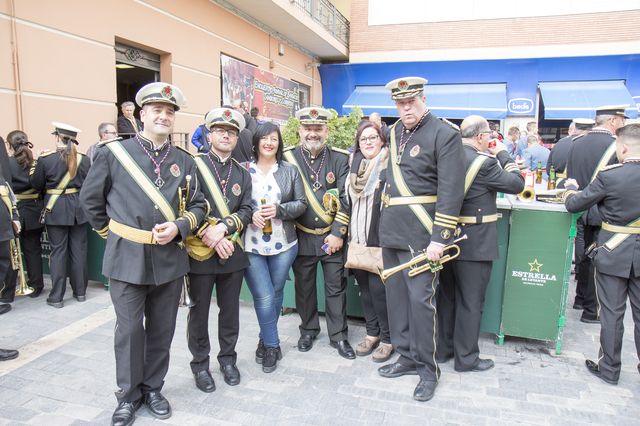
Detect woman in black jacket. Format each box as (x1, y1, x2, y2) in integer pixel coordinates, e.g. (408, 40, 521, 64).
(346, 120, 393, 362)
(6, 131, 44, 298)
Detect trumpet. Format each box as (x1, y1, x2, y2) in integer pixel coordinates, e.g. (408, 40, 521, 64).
(10, 238, 34, 296)
(178, 175, 195, 308)
(517, 186, 535, 202)
(378, 235, 467, 284)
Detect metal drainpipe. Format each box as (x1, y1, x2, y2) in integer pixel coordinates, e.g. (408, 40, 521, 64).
(10, 0, 24, 130)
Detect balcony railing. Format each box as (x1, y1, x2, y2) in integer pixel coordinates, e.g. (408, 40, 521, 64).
(290, 0, 349, 47)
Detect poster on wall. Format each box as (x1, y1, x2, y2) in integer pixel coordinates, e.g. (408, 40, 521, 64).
(221, 54, 299, 124)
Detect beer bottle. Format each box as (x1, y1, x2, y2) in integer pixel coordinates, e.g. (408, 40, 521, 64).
(260, 198, 272, 236)
(535, 161, 543, 184)
(547, 166, 556, 190)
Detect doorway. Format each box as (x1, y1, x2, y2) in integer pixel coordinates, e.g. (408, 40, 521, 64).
(115, 42, 160, 121)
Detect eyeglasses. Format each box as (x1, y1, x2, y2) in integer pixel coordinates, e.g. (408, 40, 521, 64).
(359, 134, 380, 143)
(212, 128, 239, 137)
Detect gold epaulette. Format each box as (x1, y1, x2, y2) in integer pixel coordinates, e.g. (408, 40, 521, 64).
(601, 163, 622, 172)
(38, 150, 55, 158)
(283, 145, 295, 152)
(330, 146, 350, 155)
(477, 151, 495, 158)
(439, 118, 460, 131)
(98, 137, 121, 146)
(175, 145, 193, 156)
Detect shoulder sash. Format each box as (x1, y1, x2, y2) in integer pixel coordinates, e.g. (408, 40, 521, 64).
(44, 152, 83, 213)
(590, 141, 617, 183)
(464, 155, 489, 196)
(193, 156, 231, 218)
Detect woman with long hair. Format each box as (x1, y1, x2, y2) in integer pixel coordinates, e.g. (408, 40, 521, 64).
(346, 120, 394, 362)
(30, 123, 90, 308)
(5, 130, 45, 298)
(243, 122, 307, 373)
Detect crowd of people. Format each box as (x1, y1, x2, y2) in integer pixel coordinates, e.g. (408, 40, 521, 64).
(0, 77, 639, 426)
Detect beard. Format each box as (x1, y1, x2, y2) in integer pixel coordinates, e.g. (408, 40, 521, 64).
(302, 137, 325, 153)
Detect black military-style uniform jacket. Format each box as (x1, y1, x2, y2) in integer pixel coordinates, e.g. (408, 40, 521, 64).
(457, 145, 524, 261)
(546, 135, 574, 176)
(189, 151, 252, 275)
(564, 160, 640, 279)
(30, 150, 90, 226)
(10, 157, 43, 232)
(0, 177, 19, 243)
(566, 128, 617, 226)
(284, 144, 350, 257)
(379, 113, 465, 251)
(80, 135, 206, 285)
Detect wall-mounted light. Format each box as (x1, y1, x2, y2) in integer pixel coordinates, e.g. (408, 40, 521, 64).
(116, 63, 135, 69)
(278, 43, 285, 56)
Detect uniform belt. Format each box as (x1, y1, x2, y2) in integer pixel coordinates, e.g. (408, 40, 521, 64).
(382, 194, 437, 208)
(16, 193, 40, 200)
(601, 223, 640, 234)
(458, 214, 499, 224)
(109, 219, 157, 244)
(295, 223, 331, 235)
(46, 188, 79, 195)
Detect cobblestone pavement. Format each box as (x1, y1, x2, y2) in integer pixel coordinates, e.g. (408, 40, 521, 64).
(0, 276, 639, 425)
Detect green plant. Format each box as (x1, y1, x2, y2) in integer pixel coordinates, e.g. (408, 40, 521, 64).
(281, 107, 363, 150)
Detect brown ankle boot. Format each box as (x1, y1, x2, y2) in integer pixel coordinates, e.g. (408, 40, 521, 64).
(355, 336, 380, 356)
(372, 343, 394, 363)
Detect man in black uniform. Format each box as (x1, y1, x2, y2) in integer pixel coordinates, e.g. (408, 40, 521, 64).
(117, 101, 143, 137)
(436, 115, 524, 372)
(81, 82, 206, 426)
(547, 118, 594, 187)
(284, 107, 354, 359)
(566, 105, 627, 323)
(377, 77, 464, 402)
(564, 123, 640, 385)
(186, 107, 252, 392)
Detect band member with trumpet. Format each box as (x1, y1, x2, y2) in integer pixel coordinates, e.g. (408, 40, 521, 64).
(563, 123, 640, 385)
(185, 107, 252, 392)
(377, 77, 464, 402)
(0, 142, 20, 315)
(6, 131, 44, 298)
(30, 122, 90, 308)
(436, 115, 524, 373)
(284, 107, 354, 359)
(566, 105, 627, 324)
(81, 82, 205, 426)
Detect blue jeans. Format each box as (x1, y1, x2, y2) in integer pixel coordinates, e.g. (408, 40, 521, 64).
(244, 244, 298, 348)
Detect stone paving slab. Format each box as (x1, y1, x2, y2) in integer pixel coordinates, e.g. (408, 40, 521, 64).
(0, 277, 639, 425)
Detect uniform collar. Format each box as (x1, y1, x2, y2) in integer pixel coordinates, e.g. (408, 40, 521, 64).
(462, 141, 480, 152)
(209, 150, 231, 164)
(137, 133, 169, 152)
(401, 110, 430, 133)
(623, 156, 640, 163)
(301, 145, 326, 159)
(589, 127, 613, 136)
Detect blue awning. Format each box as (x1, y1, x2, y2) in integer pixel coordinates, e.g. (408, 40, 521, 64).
(539, 80, 638, 119)
(342, 83, 508, 119)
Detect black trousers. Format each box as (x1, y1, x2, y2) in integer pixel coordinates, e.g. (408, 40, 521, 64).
(437, 259, 492, 370)
(292, 253, 347, 342)
(383, 248, 439, 381)
(576, 223, 599, 317)
(187, 271, 243, 372)
(109, 278, 182, 403)
(0, 240, 17, 301)
(21, 228, 44, 291)
(352, 268, 390, 343)
(46, 224, 87, 302)
(593, 270, 640, 382)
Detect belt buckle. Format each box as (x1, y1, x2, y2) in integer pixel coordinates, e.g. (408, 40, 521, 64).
(314, 228, 323, 235)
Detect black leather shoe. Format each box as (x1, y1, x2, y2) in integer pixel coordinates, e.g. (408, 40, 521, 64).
(413, 379, 437, 402)
(0, 304, 11, 315)
(46, 299, 64, 309)
(220, 364, 241, 386)
(378, 362, 418, 378)
(255, 339, 265, 364)
(0, 297, 14, 304)
(262, 346, 282, 373)
(0, 349, 19, 361)
(580, 314, 600, 324)
(585, 359, 617, 385)
(194, 370, 216, 393)
(29, 287, 44, 298)
(330, 340, 356, 360)
(572, 302, 583, 310)
(111, 398, 141, 426)
(73, 294, 86, 302)
(455, 358, 495, 372)
(143, 392, 171, 419)
(297, 334, 316, 352)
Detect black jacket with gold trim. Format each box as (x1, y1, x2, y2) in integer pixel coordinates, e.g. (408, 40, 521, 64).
(564, 160, 640, 279)
(379, 113, 465, 251)
(189, 152, 252, 274)
(284, 144, 350, 257)
(10, 157, 43, 231)
(80, 136, 206, 285)
(456, 145, 524, 261)
(0, 177, 19, 243)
